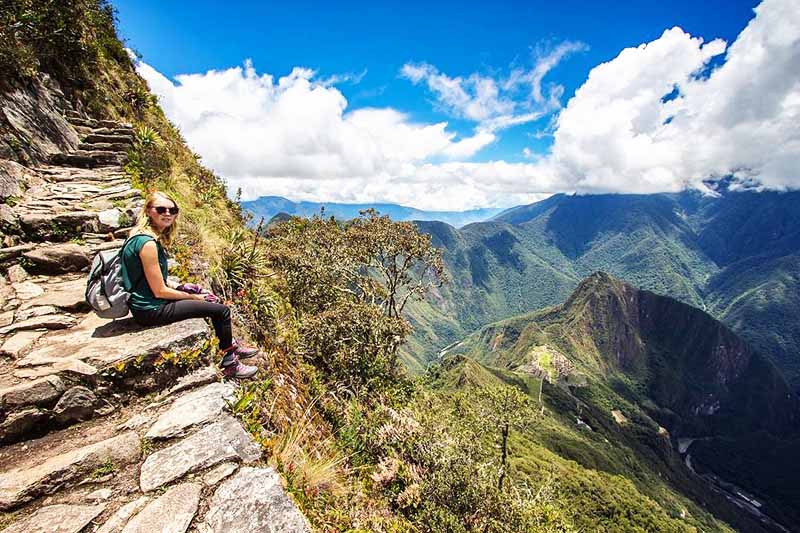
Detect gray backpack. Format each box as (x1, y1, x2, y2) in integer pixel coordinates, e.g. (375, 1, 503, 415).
(85, 237, 139, 319)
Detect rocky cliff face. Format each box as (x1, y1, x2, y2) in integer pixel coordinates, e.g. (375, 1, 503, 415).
(0, 75, 80, 166)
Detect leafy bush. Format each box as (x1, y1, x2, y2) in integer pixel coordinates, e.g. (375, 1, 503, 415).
(125, 126, 171, 186)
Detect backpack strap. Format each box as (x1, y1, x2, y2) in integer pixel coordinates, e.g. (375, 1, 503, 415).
(120, 234, 156, 292)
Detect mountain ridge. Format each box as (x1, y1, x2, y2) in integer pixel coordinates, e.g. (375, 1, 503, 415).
(242, 195, 504, 228)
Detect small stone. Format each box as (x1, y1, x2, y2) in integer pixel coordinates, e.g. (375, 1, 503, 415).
(0, 313, 76, 335)
(96, 497, 150, 533)
(202, 467, 311, 533)
(0, 375, 65, 409)
(22, 243, 92, 274)
(53, 386, 97, 424)
(95, 400, 115, 416)
(87, 487, 112, 501)
(6, 265, 28, 283)
(0, 310, 15, 327)
(0, 408, 47, 443)
(11, 281, 44, 300)
(121, 483, 201, 533)
(1, 503, 107, 533)
(97, 208, 122, 232)
(145, 382, 235, 440)
(203, 462, 238, 486)
(139, 415, 260, 492)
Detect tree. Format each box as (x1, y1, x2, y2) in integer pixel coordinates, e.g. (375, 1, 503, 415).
(477, 385, 538, 491)
(347, 209, 446, 318)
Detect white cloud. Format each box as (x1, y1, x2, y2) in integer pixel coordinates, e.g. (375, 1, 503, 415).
(551, 0, 800, 194)
(136, 59, 500, 209)
(136, 0, 800, 211)
(400, 41, 586, 132)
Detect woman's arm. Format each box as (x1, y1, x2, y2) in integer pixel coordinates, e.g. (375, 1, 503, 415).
(139, 241, 204, 301)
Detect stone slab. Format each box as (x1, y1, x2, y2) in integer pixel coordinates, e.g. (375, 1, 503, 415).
(145, 382, 235, 440)
(16, 315, 209, 370)
(139, 415, 260, 492)
(121, 483, 201, 533)
(0, 375, 65, 408)
(202, 467, 311, 533)
(95, 497, 150, 533)
(1, 503, 106, 533)
(11, 281, 43, 300)
(0, 329, 46, 357)
(0, 314, 76, 335)
(0, 431, 140, 510)
(21, 278, 88, 311)
(14, 359, 98, 379)
(203, 462, 238, 486)
(157, 365, 218, 399)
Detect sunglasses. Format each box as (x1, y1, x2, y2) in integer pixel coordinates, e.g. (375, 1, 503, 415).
(153, 206, 180, 215)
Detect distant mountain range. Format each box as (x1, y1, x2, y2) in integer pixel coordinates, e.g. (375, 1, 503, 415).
(401, 185, 800, 395)
(241, 195, 504, 228)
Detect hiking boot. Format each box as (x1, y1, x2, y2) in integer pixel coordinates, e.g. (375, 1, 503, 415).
(222, 360, 258, 379)
(232, 339, 259, 360)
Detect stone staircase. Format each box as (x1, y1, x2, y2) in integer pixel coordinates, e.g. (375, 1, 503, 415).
(0, 109, 310, 531)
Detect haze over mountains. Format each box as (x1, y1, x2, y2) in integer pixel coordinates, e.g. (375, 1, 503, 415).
(243, 195, 503, 228)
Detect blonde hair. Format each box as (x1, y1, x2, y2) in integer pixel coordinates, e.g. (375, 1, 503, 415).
(129, 191, 179, 248)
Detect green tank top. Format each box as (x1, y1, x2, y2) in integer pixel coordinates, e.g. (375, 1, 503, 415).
(121, 234, 169, 311)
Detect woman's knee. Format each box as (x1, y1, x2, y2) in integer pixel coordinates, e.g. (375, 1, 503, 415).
(208, 302, 230, 321)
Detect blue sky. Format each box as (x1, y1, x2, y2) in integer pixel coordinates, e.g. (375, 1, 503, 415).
(114, 1, 800, 210)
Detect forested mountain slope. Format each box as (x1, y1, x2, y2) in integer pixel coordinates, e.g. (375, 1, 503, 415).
(405, 187, 800, 389)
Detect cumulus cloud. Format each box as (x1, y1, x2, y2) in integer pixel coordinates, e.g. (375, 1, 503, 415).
(136, 0, 800, 210)
(552, 0, 800, 193)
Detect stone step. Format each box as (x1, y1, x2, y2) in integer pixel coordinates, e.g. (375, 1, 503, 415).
(98, 119, 132, 129)
(116, 483, 201, 533)
(202, 467, 312, 532)
(78, 142, 131, 153)
(66, 117, 98, 129)
(50, 152, 127, 168)
(91, 127, 134, 136)
(0, 431, 141, 510)
(0, 314, 211, 444)
(21, 243, 93, 274)
(139, 414, 261, 492)
(83, 133, 133, 145)
(18, 212, 99, 242)
(144, 382, 235, 440)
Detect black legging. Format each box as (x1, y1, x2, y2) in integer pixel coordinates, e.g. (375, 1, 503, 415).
(131, 300, 234, 358)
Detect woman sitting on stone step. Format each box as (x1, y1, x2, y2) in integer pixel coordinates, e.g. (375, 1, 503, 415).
(121, 191, 258, 379)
